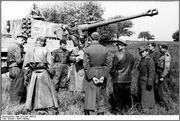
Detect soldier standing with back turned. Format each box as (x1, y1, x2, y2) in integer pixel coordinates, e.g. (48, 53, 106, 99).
(83, 32, 112, 115)
(110, 40, 135, 114)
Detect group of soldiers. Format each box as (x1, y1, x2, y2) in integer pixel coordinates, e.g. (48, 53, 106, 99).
(6, 25, 172, 115)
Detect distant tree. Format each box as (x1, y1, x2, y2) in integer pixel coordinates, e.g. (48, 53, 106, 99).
(138, 31, 155, 41)
(40, 1, 104, 24)
(172, 30, 179, 41)
(98, 15, 134, 41)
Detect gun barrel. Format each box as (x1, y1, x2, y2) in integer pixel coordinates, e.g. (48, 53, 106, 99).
(78, 9, 158, 31)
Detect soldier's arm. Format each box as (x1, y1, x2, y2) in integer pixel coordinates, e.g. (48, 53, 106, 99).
(110, 55, 118, 76)
(147, 58, 155, 86)
(103, 50, 113, 78)
(154, 51, 161, 66)
(14, 47, 23, 65)
(162, 54, 171, 78)
(83, 49, 93, 80)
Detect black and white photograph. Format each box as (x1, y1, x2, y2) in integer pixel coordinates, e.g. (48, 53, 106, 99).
(1, 1, 179, 120)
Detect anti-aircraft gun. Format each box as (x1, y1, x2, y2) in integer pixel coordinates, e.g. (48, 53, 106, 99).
(57, 9, 158, 46)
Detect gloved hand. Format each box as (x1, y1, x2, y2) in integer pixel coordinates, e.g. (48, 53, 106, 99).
(146, 85, 152, 91)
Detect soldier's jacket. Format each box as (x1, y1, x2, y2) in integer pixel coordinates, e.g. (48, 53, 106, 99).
(110, 48, 135, 83)
(157, 51, 171, 78)
(7, 42, 24, 67)
(83, 41, 112, 80)
(149, 49, 161, 70)
(51, 48, 70, 65)
(138, 55, 155, 86)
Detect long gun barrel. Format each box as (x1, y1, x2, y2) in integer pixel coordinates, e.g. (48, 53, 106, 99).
(78, 9, 158, 31)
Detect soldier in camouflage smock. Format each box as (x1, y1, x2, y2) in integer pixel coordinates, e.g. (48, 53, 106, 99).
(157, 44, 172, 111)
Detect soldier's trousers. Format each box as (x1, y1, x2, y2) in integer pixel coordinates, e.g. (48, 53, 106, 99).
(9, 66, 26, 104)
(53, 63, 68, 91)
(111, 83, 132, 111)
(157, 76, 171, 106)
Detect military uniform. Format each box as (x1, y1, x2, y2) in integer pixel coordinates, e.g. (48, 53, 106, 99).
(138, 55, 155, 109)
(66, 24, 83, 46)
(23, 41, 58, 114)
(51, 48, 70, 91)
(149, 49, 161, 103)
(7, 42, 25, 104)
(110, 48, 134, 112)
(83, 41, 112, 114)
(157, 51, 172, 110)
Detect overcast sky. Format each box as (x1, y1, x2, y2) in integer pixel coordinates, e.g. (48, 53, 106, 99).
(1, 1, 179, 41)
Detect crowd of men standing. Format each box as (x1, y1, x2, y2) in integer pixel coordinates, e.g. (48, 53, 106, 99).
(6, 28, 173, 115)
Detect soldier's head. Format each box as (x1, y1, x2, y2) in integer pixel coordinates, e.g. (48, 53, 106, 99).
(115, 40, 127, 51)
(16, 35, 28, 46)
(59, 39, 67, 50)
(148, 43, 156, 51)
(159, 44, 168, 53)
(70, 19, 77, 27)
(91, 32, 100, 41)
(139, 46, 148, 57)
(36, 36, 47, 47)
(33, 3, 37, 8)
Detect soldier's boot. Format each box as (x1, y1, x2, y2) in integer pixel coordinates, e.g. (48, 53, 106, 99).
(84, 110, 90, 115)
(165, 103, 172, 111)
(97, 112, 104, 115)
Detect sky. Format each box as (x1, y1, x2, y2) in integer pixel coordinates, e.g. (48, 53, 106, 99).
(1, 1, 179, 41)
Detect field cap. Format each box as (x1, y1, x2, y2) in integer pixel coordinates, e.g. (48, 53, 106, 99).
(59, 39, 67, 45)
(138, 46, 148, 53)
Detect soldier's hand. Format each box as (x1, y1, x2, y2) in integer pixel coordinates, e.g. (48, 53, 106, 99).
(93, 77, 99, 84)
(99, 76, 104, 83)
(160, 77, 164, 82)
(146, 85, 152, 91)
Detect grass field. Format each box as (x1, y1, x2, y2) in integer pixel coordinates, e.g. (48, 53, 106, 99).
(1, 41, 179, 115)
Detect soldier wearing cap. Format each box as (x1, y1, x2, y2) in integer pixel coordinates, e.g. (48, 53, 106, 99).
(110, 40, 135, 114)
(83, 32, 112, 115)
(29, 3, 43, 19)
(7, 34, 27, 105)
(138, 46, 155, 109)
(63, 19, 84, 47)
(51, 39, 71, 91)
(148, 43, 161, 103)
(157, 44, 172, 111)
(23, 36, 58, 114)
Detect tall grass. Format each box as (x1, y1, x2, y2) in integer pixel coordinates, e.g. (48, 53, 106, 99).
(1, 41, 179, 115)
